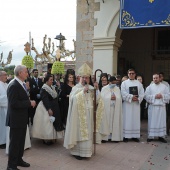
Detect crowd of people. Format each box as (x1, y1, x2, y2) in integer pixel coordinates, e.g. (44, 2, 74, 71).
(0, 63, 170, 170)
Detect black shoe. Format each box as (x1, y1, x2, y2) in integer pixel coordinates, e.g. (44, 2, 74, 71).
(73, 155, 83, 160)
(7, 167, 20, 170)
(132, 138, 140, 142)
(53, 123, 65, 131)
(123, 138, 128, 142)
(17, 160, 30, 167)
(101, 140, 107, 143)
(43, 140, 53, 145)
(147, 139, 153, 142)
(158, 137, 167, 143)
(0, 144, 6, 149)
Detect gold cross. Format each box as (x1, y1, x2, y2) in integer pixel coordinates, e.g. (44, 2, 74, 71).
(149, 0, 154, 3)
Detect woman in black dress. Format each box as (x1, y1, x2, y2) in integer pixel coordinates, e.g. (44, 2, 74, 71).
(32, 74, 64, 145)
(60, 73, 76, 126)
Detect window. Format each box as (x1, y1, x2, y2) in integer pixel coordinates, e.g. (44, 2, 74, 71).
(156, 29, 170, 54)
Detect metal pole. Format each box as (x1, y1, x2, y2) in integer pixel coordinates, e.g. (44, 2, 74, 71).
(29, 32, 31, 56)
(93, 69, 102, 155)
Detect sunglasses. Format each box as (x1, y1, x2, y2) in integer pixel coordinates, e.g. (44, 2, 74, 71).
(128, 73, 135, 75)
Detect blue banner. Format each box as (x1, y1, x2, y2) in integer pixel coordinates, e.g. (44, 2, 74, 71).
(120, 0, 170, 29)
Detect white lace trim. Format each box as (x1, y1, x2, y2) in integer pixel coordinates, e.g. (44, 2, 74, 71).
(42, 84, 58, 99)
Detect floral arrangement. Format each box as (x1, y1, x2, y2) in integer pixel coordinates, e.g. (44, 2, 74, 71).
(22, 55, 34, 69)
(51, 61, 65, 74)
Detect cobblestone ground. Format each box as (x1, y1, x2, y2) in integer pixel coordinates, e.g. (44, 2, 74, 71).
(0, 120, 170, 170)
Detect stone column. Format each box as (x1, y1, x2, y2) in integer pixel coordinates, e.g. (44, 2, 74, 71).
(93, 37, 122, 75)
(76, 0, 100, 73)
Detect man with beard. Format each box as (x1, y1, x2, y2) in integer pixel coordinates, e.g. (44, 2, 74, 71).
(145, 73, 170, 143)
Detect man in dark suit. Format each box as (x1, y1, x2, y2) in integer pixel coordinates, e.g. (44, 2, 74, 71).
(6, 65, 36, 170)
(29, 69, 43, 124)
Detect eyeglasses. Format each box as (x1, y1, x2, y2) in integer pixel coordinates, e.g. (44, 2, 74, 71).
(128, 73, 135, 75)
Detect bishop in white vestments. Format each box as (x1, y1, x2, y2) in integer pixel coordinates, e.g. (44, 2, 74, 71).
(64, 63, 105, 160)
(97, 76, 123, 142)
(121, 69, 144, 142)
(0, 71, 8, 149)
(145, 73, 170, 143)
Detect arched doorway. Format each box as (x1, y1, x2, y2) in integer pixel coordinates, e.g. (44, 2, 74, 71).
(117, 27, 170, 85)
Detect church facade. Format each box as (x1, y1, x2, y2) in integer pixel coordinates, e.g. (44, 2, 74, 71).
(76, 0, 170, 85)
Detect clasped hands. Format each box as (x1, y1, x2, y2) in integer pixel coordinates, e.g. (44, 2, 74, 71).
(155, 93, 162, 99)
(132, 95, 138, 101)
(111, 95, 116, 100)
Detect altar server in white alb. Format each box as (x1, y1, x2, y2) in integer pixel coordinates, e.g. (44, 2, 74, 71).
(121, 69, 144, 142)
(98, 76, 123, 143)
(145, 73, 170, 143)
(0, 71, 8, 149)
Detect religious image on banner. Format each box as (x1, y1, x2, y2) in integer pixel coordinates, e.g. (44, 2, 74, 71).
(119, 0, 170, 29)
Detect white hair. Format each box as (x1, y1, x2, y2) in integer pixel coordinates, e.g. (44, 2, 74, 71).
(0, 71, 6, 76)
(14, 65, 27, 76)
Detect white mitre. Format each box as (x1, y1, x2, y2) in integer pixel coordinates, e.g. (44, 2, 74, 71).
(78, 63, 92, 77)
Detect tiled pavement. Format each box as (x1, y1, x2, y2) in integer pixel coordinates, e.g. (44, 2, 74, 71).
(0, 121, 170, 170)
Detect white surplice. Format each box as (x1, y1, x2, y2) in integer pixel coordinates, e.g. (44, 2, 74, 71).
(100, 85, 123, 141)
(121, 79, 144, 138)
(144, 83, 170, 138)
(64, 83, 104, 157)
(0, 81, 8, 145)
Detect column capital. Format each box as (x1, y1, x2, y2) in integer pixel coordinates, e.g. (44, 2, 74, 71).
(92, 36, 122, 50)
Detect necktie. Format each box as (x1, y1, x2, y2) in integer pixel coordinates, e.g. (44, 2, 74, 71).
(23, 83, 27, 92)
(36, 78, 38, 85)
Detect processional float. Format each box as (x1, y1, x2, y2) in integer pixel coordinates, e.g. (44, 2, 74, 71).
(30, 34, 76, 74)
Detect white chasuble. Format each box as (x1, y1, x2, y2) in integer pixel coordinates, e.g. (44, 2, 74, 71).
(144, 83, 170, 138)
(64, 83, 105, 157)
(121, 79, 144, 138)
(97, 85, 123, 141)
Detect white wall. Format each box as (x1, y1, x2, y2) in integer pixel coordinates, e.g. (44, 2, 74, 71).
(94, 0, 120, 37)
(93, 0, 121, 75)
(93, 49, 113, 75)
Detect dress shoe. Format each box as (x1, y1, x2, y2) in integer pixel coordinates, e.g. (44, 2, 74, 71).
(0, 144, 6, 149)
(43, 140, 53, 145)
(101, 140, 107, 143)
(73, 155, 83, 160)
(147, 138, 153, 142)
(158, 137, 167, 143)
(123, 138, 128, 142)
(6, 167, 20, 170)
(132, 138, 140, 142)
(17, 160, 30, 167)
